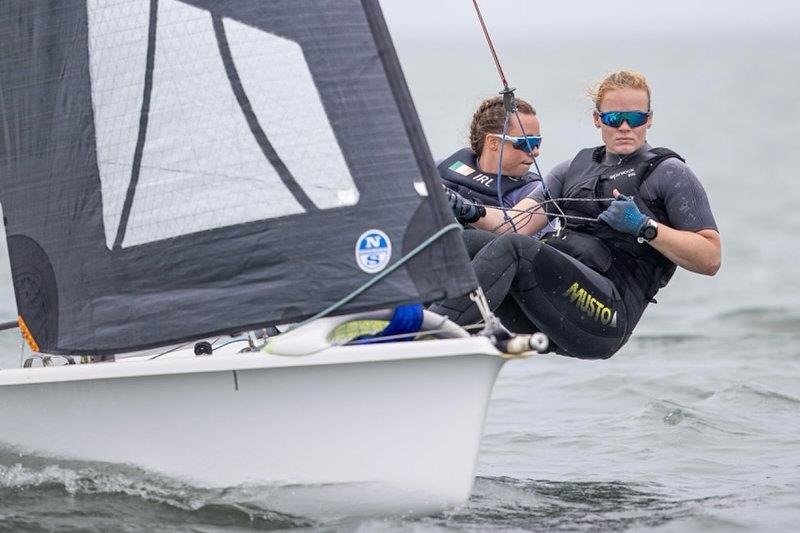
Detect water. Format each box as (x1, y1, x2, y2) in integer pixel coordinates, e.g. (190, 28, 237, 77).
(2, 1, 800, 531)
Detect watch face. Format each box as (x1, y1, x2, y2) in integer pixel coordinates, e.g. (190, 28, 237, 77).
(643, 225, 657, 240)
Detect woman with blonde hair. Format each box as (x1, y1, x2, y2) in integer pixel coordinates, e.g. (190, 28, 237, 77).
(432, 70, 720, 359)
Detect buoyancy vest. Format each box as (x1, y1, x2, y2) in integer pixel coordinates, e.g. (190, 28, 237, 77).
(438, 148, 541, 207)
(544, 146, 684, 304)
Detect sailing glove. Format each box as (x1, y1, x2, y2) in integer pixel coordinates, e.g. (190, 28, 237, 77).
(598, 193, 647, 236)
(444, 187, 486, 224)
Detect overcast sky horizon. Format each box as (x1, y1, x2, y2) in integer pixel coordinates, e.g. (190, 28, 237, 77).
(380, 0, 800, 37)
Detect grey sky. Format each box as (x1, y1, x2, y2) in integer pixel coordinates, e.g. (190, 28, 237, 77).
(380, 0, 799, 37)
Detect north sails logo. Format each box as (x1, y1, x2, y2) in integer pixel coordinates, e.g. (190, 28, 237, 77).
(355, 229, 392, 273)
(608, 168, 636, 180)
(563, 282, 617, 326)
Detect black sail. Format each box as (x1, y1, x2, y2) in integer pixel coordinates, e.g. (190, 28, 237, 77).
(0, 0, 477, 354)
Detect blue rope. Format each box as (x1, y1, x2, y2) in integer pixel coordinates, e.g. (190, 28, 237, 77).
(351, 303, 424, 344)
(212, 337, 249, 350)
(511, 108, 549, 199)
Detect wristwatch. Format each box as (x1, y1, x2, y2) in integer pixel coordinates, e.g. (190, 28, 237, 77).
(637, 218, 658, 243)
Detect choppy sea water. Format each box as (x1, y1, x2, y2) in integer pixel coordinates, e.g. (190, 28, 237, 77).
(1, 3, 799, 532)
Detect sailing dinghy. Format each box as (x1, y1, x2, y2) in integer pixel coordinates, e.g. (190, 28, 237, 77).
(0, 0, 545, 517)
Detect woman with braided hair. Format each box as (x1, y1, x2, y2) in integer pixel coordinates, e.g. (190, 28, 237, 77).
(436, 95, 553, 332)
(432, 70, 720, 359)
(437, 95, 549, 232)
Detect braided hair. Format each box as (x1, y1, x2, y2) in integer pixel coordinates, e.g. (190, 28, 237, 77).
(469, 96, 536, 156)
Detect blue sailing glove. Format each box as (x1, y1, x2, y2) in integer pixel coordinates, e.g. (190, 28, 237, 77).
(598, 193, 647, 236)
(444, 187, 486, 224)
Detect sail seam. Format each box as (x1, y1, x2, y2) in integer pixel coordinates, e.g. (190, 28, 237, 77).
(113, 0, 159, 250)
(210, 14, 317, 213)
(288, 223, 463, 331)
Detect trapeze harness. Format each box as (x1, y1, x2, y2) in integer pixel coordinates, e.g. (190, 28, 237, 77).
(545, 146, 684, 316)
(438, 148, 541, 208)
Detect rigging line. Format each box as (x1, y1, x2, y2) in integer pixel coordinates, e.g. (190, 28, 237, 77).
(509, 108, 567, 223)
(288, 223, 463, 332)
(483, 200, 611, 234)
(472, 0, 548, 233)
(149, 336, 226, 360)
(493, 199, 608, 218)
(486, 200, 545, 233)
(148, 340, 193, 360)
(504, 106, 562, 230)
(470, 1, 570, 232)
(458, 195, 615, 233)
(494, 208, 599, 226)
(471, 0, 509, 87)
(490, 207, 538, 233)
(211, 337, 249, 350)
(492, 196, 616, 211)
(471, 1, 523, 231)
(495, 110, 518, 232)
(113, 0, 159, 250)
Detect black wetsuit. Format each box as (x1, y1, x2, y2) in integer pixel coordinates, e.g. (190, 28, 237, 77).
(431, 144, 718, 359)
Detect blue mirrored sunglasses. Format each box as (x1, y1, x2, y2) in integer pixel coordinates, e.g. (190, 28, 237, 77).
(597, 111, 650, 128)
(491, 134, 542, 152)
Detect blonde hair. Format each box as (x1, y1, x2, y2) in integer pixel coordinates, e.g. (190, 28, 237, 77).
(469, 96, 536, 155)
(589, 70, 651, 111)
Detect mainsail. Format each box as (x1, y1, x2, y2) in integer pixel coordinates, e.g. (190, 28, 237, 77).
(0, 0, 477, 354)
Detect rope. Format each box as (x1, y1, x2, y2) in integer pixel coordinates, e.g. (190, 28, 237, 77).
(471, 0, 519, 232)
(508, 110, 568, 226)
(477, 196, 615, 234)
(288, 223, 463, 331)
(471, 0, 562, 233)
(471, 0, 509, 88)
(212, 337, 248, 350)
(148, 340, 196, 360)
(495, 110, 517, 231)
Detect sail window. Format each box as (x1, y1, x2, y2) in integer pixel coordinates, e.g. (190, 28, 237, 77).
(87, 0, 358, 249)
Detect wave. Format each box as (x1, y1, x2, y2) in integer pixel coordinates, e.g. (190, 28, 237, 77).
(629, 333, 708, 347)
(700, 382, 800, 408)
(714, 306, 800, 335)
(634, 399, 755, 437)
(0, 441, 784, 532)
(432, 476, 737, 532)
(0, 455, 316, 530)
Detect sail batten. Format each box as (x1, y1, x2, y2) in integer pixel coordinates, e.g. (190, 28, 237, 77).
(0, 0, 477, 355)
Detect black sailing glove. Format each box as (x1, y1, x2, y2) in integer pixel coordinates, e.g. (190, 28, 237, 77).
(444, 187, 486, 224)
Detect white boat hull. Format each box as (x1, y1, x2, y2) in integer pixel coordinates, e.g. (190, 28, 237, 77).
(0, 336, 505, 517)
